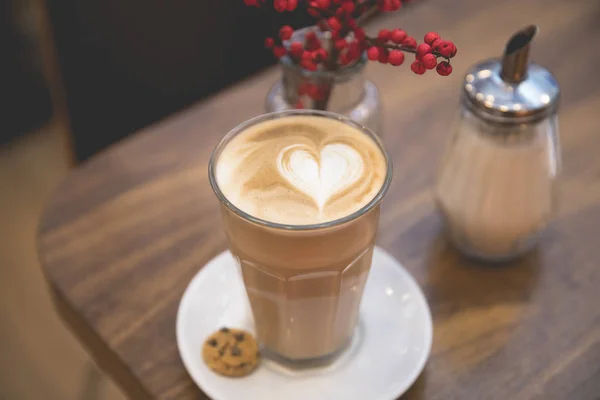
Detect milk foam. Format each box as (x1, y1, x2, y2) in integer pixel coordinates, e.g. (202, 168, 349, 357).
(278, 143, 364, 210)
(215, 115, 386, 225)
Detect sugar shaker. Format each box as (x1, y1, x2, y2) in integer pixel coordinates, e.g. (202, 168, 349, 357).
(435, 26, 561, 261)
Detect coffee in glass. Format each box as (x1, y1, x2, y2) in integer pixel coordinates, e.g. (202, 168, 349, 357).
(209, 110, 392, 361)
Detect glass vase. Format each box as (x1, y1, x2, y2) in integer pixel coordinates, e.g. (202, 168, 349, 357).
(265, 29, 381, 133)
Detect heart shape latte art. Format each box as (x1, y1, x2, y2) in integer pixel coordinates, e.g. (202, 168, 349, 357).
(277, 143, 364, 210)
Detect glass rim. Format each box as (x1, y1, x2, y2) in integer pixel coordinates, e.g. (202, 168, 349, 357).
(208, 109, 393, 231)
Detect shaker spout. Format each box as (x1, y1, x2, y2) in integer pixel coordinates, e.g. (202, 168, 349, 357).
(501, 25, 539, 83)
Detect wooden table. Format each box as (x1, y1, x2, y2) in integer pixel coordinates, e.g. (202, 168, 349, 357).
(37, 0, 600, 398)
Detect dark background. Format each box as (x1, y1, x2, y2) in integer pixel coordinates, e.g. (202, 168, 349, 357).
(2, 0, 313, 160)
(0, 0, 52, 144)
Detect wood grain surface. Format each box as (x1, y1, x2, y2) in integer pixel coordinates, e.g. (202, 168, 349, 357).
(37, 0, 600, 399)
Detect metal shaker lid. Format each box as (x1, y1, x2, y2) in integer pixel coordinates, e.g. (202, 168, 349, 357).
(462, 25, 560, 124)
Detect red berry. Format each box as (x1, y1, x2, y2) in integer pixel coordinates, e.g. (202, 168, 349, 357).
(449, 42, 457, 57)
(378, 49, 389, 64)
(388, 50, 405, 66)
(377, 0, 401, 12)
(289, 41, 304, 57)
(421, 53, 437, 69)
(354, 28, 366, 41)
(338, 53, 351, 66)
(346, 41, 360, 60)
(367, 46, 380, 61)
(436, 61, 453, 76)
(273, 46, 287, 58)
(279, 25, 293, 41)
(274, 0, 297, 11)
(335, 38, 348, 50)
(402, 36, 417, 48)
(244, 0, 260, 6)
(424, 32, 440, 45)
(307, 8, 320, 17)
(315, 48, 329, 62)
(431, 38, 444, 52)
(264, 37, 274, 49)
(438, 41, 457, 58)
(306, 41, 321, 51)
(378, 29, 391, 41)
(286, 0, 298, 10)
(416, 43, 431, 59)
(390, 29, 406, 44)
(300, 58, 318, 71)
(305, 32, 322, 51)
(347, 18, 357, 29)
(307, 84, 325, 100)
(410, 60, 426, 75)
(328, 17, 342, 31)
(342, 1, 355, 12)
(316, 0, 330, 8)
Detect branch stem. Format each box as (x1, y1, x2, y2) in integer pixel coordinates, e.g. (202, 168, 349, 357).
(365, 37, 451, 62)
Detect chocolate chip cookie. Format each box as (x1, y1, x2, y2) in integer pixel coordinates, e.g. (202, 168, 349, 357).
(202, 327, 260, 377)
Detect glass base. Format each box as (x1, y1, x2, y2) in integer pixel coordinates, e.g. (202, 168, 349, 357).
(447, 231, 539, 263)
(259, 321, 364, 374)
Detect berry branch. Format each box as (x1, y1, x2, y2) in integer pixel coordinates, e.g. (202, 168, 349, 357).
(245, 0, 458, 109)
(364, 31, 456, 75)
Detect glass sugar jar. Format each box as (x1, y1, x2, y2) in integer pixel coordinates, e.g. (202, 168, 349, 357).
(435, 26, 561, 261)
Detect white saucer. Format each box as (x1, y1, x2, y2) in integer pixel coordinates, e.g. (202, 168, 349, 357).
(176, 247, 432, 400)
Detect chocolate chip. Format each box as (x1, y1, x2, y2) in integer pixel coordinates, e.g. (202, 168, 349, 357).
(239, 362, 247, 368)
(218, 349, 225, 356)
(219, 327, 230, 333)
(230, 347, 241, 356)
(208, 339, 218, 347)
(234, 333, 245, 342)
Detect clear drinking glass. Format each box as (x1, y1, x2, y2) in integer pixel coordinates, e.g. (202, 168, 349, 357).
(208, 110, 392, 361)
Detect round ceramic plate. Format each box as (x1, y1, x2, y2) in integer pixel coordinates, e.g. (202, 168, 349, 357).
(176, 247, 432, 400)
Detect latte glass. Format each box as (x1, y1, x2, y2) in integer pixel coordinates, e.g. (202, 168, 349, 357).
(208, 110, 392, 361)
